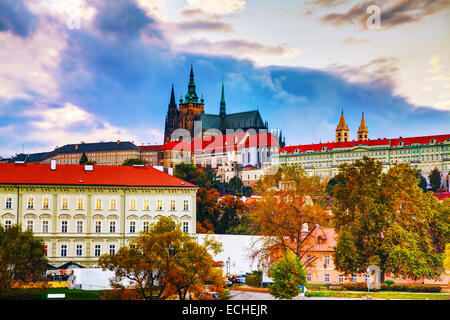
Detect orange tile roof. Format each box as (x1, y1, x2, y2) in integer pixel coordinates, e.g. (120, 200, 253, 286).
(0, 163, 196, 188)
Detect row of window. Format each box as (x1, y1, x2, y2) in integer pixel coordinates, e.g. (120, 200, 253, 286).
(307, 273, 367, 283)
(50, 244, 115, 257)
(6, 220, 190, 234)
(3, 197, 190, 211)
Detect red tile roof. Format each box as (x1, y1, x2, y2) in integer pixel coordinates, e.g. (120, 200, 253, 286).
(280, 134, 450, 154)
(139, 145, 163, 151)
(0, 163, 196, 188)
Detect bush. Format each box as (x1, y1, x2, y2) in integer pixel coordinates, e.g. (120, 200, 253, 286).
(380, 283, 441, 293)
(341, 282, 370, 291)
(384, 280, 394, 285)
(245, 274, 262, 287)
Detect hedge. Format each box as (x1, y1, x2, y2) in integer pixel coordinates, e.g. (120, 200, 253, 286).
(335, 282, 441, 293)
(245, 274, 262, 287)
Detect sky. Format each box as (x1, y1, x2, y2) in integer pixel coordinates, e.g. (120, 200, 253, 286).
(0, 0, 449, 157)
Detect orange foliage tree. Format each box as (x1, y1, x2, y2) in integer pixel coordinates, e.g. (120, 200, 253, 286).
(248, 165, 331, 269)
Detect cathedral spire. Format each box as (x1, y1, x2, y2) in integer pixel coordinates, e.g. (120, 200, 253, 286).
(220, 81, 226, 117)
(336, 109, 349, 142)
(358, 112, 369, 141)
(185, 60, 199, 103)
(169, 84, 176, 108)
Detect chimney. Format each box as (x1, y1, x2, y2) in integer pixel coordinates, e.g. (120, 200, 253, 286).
(50, 159, 56, 170)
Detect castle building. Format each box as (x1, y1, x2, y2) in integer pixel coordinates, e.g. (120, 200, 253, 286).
(164, 63, 271, 143)
(275, 113, 450, 188)
(0, 162, 197, 267)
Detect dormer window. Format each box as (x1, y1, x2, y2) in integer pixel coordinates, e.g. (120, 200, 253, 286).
(430, 139, 437, 144)
(398, 141, 405, 147)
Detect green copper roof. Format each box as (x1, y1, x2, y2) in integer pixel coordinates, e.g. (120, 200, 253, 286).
(184, 61, 199, 103)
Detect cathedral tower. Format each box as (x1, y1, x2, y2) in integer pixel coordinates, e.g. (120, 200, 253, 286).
(357, 112, 369, 141)
(336, 110, 349, 142)
(164, 84, 179, 144)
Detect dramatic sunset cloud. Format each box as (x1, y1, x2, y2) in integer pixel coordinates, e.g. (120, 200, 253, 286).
(0, 0, 448, 157)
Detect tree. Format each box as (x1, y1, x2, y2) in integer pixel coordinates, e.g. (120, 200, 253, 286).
(325, 175, 345, 196)
(332, 157, 449, 281)
(429, 167, 442, 191)
(268, 253, 306, 300)
(415, 170, 428, 192)
(79, 152, 88, 165)
(248, 165, 331, 270)
(174, 163, 198, 183)
(216, 196, 248, 234)
(0, 225, 48, 294)
(196, 187, 220, 233)
(98, 216, 224, 300)
(122, 158, 144, 166)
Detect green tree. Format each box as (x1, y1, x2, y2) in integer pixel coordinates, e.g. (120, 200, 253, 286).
(332, 157, 449, 281)
(0, 225, 48, 294)
(79, 152, 88, 165)
(174, 163, 198, 183)
(122, 158, 144, 166)
(268, 253, 306, 300)
(428, 167, 442, 191)
(325, 175, 345, 196)
(216, 196, 248, 234)
(415, 170, 428, 192)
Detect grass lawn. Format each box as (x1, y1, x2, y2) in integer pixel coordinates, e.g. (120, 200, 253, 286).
(0, 287, 104, 300)
(305, 290, 449, 300)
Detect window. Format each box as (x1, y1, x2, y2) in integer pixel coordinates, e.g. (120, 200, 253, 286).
(339, 275, 343, 283)
(5, 197, 12, 209)
(61, 197, 68, 210)
(94, 245, 101, 257)
(156, 200, 163, 211)
(76, 245, 83, 257)
(182, 221, 189, 233)
(307, 274, 311, 282)
(60, 245, 67, 257)
(109, 221, 116, 233)
(27, 197, 34, 209)
(365, 274, 369, 282)
(324, 255, 330, 265)
(130, 199, 136, 211)
(61, 221, 68, 233)
(143, 221, 149, 232)
(77, 221, 83, 233)
(170, 200, 176, 211)
(325, 274, 329, 283)
(44, 245, 48, 257)
(77, 198, 84, 210)
(42, 220, 49, 233)
(110, 199, 116, 210)
(143, 199, 150, 210)
(4, 220, 11, 229)
(183, 200, 189, 211)
(95, 199, 102, 210)
(109, 245, 116, 255)
(27, 220, 33, 232)
(95, 221, 101, 233)
(352, 275, 356, 283)
(129, 221, 136, 233)
(43, 197, 49, 209)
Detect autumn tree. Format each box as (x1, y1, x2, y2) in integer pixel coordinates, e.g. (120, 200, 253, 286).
(415, 169, 428, 192)
(0, 225, 48, 294)
(428, 167, 442, 191)
(196, 187, 220, 233)
(268, 253, 306, 300)
(332, 157, 449, 281)
(99, 216, 224, 300)
(248, 165, 331, 270)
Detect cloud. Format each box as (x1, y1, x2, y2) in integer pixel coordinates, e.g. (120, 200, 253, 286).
(94, 0, 161, 39)
(320, 0, 450, 29)
(341, 37, 370, 44)
(175, 38, 300, 62)
(175, 19, 233, 33)
(20, 102, 160, 149)
(434, 100, 450, 111)
(184, 0, 246, 16)
(0, 0, 38, 37)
